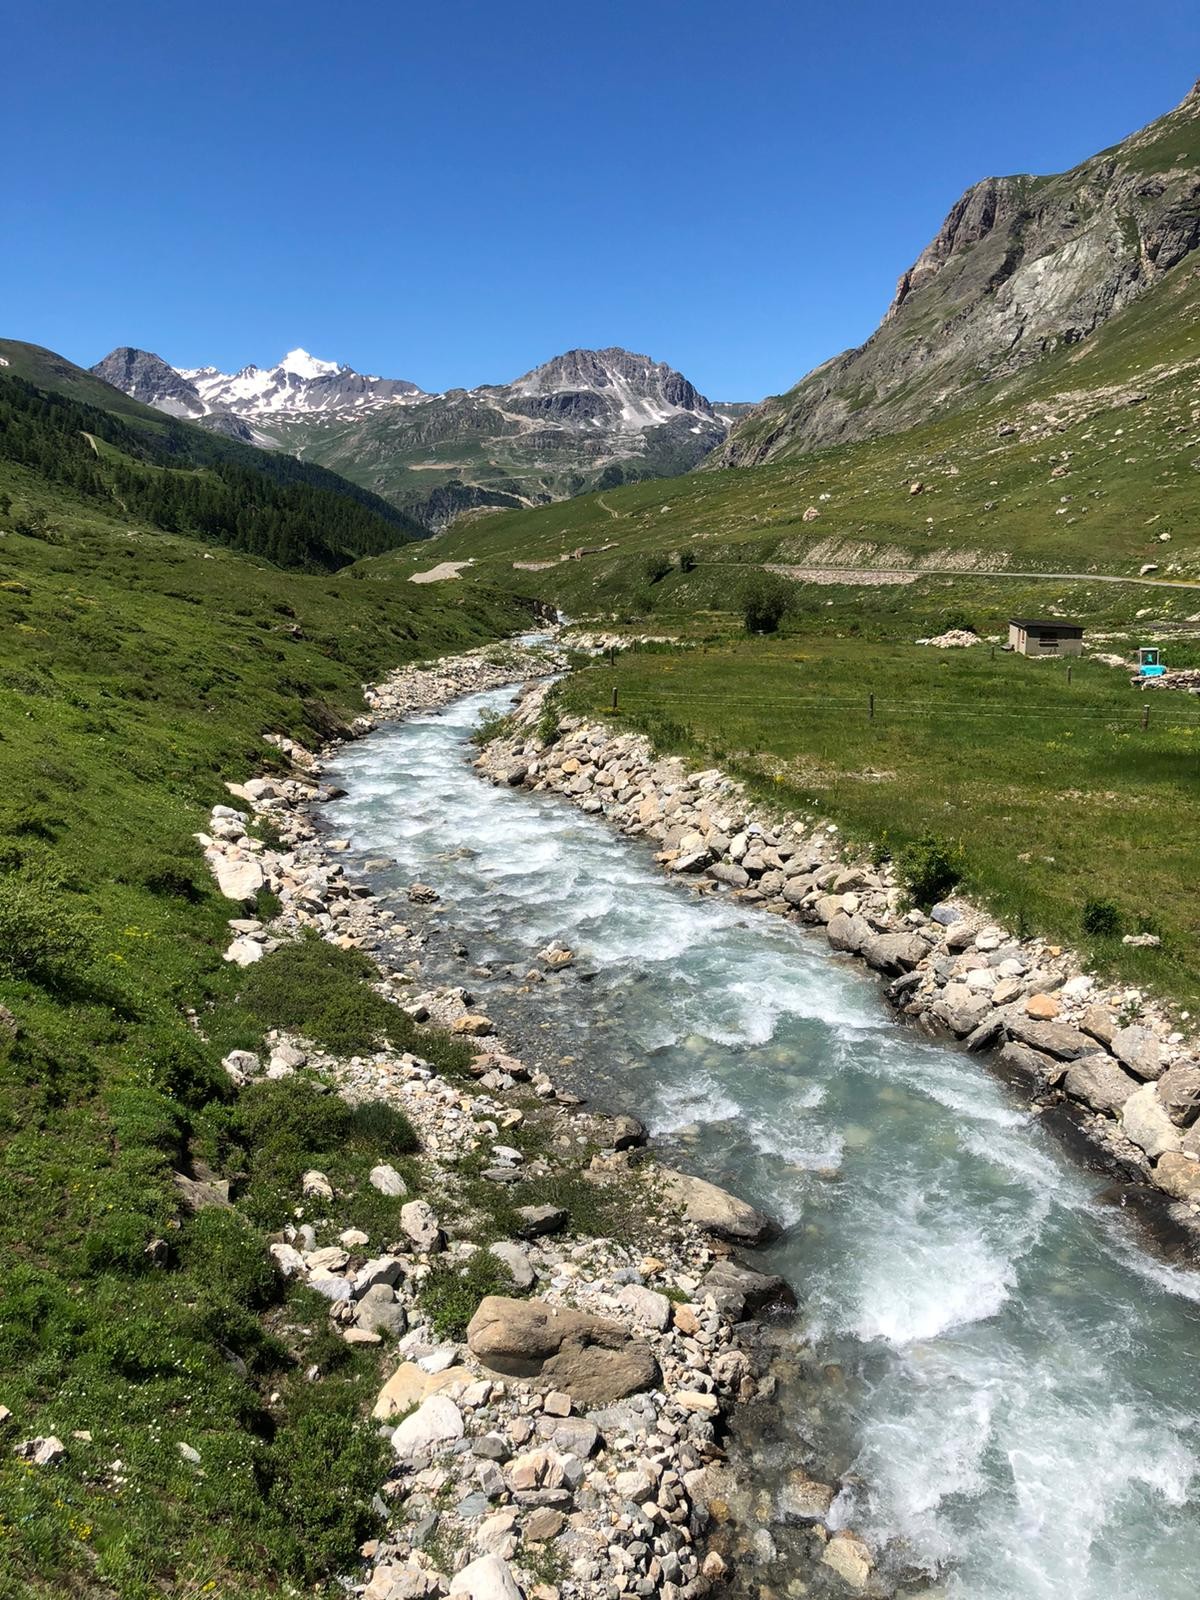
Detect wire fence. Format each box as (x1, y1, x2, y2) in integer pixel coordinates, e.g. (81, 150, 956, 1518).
(580, 674, 1200, 731)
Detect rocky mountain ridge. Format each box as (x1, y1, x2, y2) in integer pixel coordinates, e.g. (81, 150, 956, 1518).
(93, 343, 731, 530)
(91, 345, 426, 429)
(718, 76, 1200, 466)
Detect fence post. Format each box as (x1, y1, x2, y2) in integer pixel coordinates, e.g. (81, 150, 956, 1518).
(611, 685, 619, 714)
(1141, 702, 1150, 731)
(868, 692, 875, 721)
(1067, 664, 1073, 686)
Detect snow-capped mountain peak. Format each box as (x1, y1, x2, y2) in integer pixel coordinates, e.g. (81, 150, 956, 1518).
(93, 346, 426, 418)
(279, 347, 341, 380)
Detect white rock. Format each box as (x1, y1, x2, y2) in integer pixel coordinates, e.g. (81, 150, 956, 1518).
(617, 1283, 671, 1331)
(354, 1255, 404, 1296)
(223, 936, 264, 967)
(269, 1243, 306, 1277)
(370, 1163, 408, 1197)
(392, 1394, 465, 1460)
(307, 1270, 352, 1303)
(1121, 1083, 1183, 1159)
(301, 1169, 333, 1201)
(448, 1553, 523, 1600)
(213, 855, 264, 901)
(488, 1241, 535, 1290)
(400, 1199, 442, 1251)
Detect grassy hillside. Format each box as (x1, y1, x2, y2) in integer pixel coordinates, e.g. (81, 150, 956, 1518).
(0, 404, 526, 1596)
(0, 341, 425, 568)
(401, 252, 1200, 612)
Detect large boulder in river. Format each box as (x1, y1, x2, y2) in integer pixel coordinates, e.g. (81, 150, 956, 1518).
(658, 1167, 779, 1244)
(826, 912, 870, 953)
(699, 1258, 796, 1321)
(466, 1297, 660, 1405)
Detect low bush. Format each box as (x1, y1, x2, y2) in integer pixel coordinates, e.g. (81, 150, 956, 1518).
(1082, 897, 1123, 938)
(420, 1249, 518, 1340)
(0, 868, 93, 986)
(212, 1077, 419, 1226)
(898, 833, 962, 908)
(176, 1208, 281, 1309)
(237, 936, 404, 1056)
(740, 573, 791, 634)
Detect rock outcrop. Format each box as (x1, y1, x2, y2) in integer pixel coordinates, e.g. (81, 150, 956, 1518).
(717, 79, 1200, 465)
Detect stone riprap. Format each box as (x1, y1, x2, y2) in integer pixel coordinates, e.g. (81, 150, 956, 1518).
(475, 679, 1200, 1232)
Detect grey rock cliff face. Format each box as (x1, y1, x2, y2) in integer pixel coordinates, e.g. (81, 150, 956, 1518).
(718, 79, 1200, 466)
(91, 347, 206, 418)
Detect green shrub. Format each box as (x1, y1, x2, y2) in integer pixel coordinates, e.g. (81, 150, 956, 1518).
(642, 552, 672, 584)
(217, 1077, 418, 1224)
(116, 843, 207, 903)
(105, 1085, 186, 1156)
(177, 1209, 280, 1309)
(471, 707, 517, 747)
(938, 608, 976, 635)
(119, 1017, 225, 1107)
(740, 573, 791, 634)
(237, 935, 401, 1055)
(263, 1383, 388, 1580)
(898, 833, 961, 908)
(0, 870, 93, 986)
(1082, 897, 1123, 938)
(677, 545, 697, 573)
(420, 1250, 518, 1340)
(80, 1209, 167, 1276)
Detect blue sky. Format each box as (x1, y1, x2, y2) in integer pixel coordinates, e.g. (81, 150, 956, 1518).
(3, 0, 1198, 400)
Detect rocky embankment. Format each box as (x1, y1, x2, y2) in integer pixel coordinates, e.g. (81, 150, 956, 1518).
(195, 644, 812, 1600)
(476, 682, 1200, 1234)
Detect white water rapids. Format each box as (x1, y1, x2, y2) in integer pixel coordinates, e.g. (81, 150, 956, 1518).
(324, 686, 1200, 1599)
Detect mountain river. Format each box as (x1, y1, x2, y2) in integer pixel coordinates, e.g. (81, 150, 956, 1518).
(322, 684, 1200, 1600)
